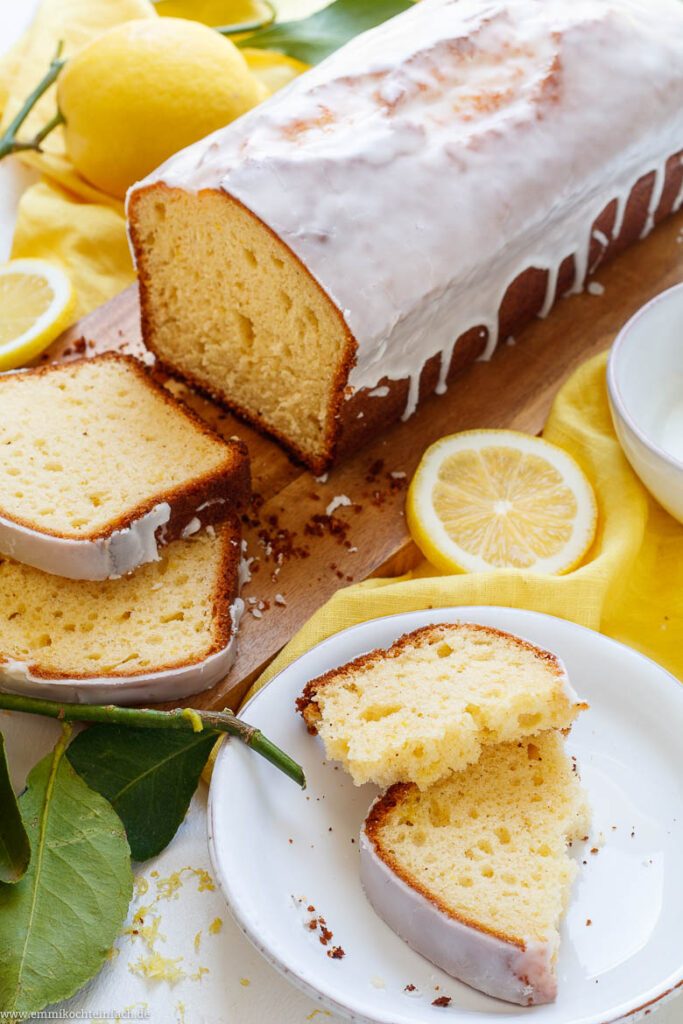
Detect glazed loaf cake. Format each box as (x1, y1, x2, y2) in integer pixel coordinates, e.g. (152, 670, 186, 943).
(128, 0, 683, 473)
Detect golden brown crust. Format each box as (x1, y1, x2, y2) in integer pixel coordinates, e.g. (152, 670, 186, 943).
(363, 781, 527, 951)
(0, 351, 251, 541)
(295, 621, 576, 728)
(129, 184, 358, 477)
(131, 151, 682, 473)
(1, 512, 242, 682)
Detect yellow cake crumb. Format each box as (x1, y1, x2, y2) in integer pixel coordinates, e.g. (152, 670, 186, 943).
(301, 622, 585, 789)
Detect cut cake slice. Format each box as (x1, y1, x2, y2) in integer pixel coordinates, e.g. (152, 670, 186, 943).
(0, 353, 250, 580)
(0, 517, 243, 704)
(297, 622, 586, 789)
(361, 731, 591, 1006)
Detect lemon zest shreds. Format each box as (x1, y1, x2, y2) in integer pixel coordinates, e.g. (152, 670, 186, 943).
(129, 952, 186, 983)
(134, 876, 150, 898)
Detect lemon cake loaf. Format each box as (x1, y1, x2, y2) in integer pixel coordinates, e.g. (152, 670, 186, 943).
(296, 623, 586, 789)
(0, 518, 243, 704)
(0, 353, 250, 580)
(361, 732, 590, 1005)
(127, 0, 683, 472)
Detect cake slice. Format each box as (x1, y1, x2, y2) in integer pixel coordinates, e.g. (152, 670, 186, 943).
(0, 517, 243, 705)
(361, 732, 590, 1005)
(0, 353, 250, 580)
(297, 623, 586, 789)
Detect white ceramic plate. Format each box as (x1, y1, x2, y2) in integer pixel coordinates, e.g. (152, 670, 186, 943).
(208, 607, 683, 1024)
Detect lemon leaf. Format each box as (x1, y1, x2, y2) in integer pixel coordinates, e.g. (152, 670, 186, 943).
(0, 731, 30, 885)
(237, 0, 413, 64)
(66, 725, 217, 862)
(0, 728, 133, 1017)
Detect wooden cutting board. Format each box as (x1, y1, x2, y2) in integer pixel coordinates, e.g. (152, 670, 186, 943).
(47, 210, 683, 710)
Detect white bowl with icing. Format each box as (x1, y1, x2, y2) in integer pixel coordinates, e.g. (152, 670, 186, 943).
(608, 283, 683, 524)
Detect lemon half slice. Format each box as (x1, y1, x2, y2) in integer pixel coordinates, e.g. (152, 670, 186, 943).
(407, 429, 598, 575)
(0, 259, 75, 372)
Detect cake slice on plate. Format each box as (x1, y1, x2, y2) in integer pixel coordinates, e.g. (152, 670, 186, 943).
(361, 731, 590, 1006)
(0, 353, 250, 580)
(296, 623, 586, 789)
(0, 517, 243, 704)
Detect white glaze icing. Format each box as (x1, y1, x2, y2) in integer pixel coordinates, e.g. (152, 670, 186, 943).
(0, 597, 244, 705)
(0, 503, 171, 582)
(181, 516, 202, 538)
(196, 497, 227, 512)
(130, 0, 683, 422)
(360, 819, 557, 1006)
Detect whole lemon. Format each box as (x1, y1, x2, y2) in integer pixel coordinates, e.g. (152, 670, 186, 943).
(57, 18, 268, 199)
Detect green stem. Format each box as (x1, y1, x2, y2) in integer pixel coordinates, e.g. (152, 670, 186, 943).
(0, 42, 66, 161)
(32, 109, 66, 147)
(0, 692, 305, 789)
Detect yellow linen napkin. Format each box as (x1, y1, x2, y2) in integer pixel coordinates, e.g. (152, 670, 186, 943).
(246, 351, 683, 704)
(0, 0, 156, 319)
(0, 0, 305, 321)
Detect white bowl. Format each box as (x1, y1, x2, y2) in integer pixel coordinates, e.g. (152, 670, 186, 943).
(607, 283, 683, 523)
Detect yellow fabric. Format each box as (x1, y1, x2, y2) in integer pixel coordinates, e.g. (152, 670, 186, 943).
(0, 0, 307, 321)
(0, 0, 156, 319)
(247, 351, 683, 704)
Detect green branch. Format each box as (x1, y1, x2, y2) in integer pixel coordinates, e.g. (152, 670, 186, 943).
(0, 692, 305, 789)
(0, 42, 66, 162)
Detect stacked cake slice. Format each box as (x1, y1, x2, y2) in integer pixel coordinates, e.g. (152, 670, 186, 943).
(0, 353, 250, 703)
(297, 622, 590, 1006)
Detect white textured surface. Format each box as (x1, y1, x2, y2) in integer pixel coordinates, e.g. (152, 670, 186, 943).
(136, 0, 683, 421)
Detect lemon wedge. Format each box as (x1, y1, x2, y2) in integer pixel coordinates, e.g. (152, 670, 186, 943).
(0, 260, 75, 372)
(407, 429, 598, 575)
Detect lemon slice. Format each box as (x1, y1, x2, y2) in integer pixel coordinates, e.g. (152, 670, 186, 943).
(0, 259, 75, 372)
(407, 430, 597, 575)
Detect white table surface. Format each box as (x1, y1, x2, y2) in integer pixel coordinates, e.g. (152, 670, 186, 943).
(0, 3, 680, 1022)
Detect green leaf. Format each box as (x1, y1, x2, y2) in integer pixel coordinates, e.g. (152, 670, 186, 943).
(0, 731, 30, 884)
(0, 727, 132, 1018)
(237, 0, 413, 65)
(67, 725, 217, 862)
